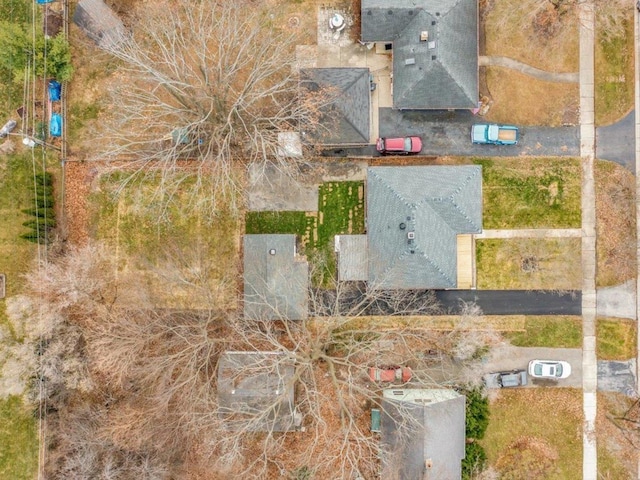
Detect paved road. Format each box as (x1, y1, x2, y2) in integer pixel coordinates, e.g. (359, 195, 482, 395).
(596, 110, 635, 173)
(436, 290, 581, 315)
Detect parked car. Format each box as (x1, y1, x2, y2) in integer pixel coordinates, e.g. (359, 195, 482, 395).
(471, 123, 519, 145)
(528, 360, 571, 379)
(483, 369, 528, 388)
(369, 366, 412, 383)
(0, 119, 17, 138)
(376, 136, 422, 154)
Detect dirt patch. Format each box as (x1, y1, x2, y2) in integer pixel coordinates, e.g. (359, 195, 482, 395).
(63, 161, 96, 246)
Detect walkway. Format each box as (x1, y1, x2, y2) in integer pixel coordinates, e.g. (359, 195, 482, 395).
(578, 0, 598, 477)
(479, 55, 579, 83)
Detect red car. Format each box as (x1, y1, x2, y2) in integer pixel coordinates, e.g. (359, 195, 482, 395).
(369, 366, 412, 383)
(376, 136, 422, 154)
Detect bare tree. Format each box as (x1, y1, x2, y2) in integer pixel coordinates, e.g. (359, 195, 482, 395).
(209, 281, 497, 479)
(95, 0, 331, 214)
(12, 244, 498, 479)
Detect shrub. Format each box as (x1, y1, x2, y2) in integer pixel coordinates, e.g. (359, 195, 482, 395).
(465, 388, 489, 440)
(22, 207, 55, 218)
(462, 442, 487, 480)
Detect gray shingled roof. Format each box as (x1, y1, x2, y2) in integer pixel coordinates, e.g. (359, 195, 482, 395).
(367, 166, 482, 289)
(361, 0, 478, 109)
(300, 68, 370, 145)
(381, 389, 466, 480)
(243, 234, 309, 320)
(217, 352, 300, 432)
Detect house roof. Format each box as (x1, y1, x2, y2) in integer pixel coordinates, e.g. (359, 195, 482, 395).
(381, 389, 466, 480)
(366, 166, 482, 289)
(243, 234, 309, 320)
(361, 0, 478, 109)
(73, 0, 126, 49)
(300, 68, 370, 145)
(217, 351, 300, 432)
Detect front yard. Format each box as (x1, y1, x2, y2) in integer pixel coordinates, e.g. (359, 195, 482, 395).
(481, 388, 583, 480)
(476, 238, 581, 290)
(475, 158, 581, 229)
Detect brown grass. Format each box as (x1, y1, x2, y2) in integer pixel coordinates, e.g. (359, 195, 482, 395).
(595, 160, 636, 287)
(596, 392, 638, 479)
(483, 68, 579, 126)
(482, 388, 583, 480)
(483, 0, 579, 73)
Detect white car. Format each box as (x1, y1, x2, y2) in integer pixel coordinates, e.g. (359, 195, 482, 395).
(528, 360, 571, 379)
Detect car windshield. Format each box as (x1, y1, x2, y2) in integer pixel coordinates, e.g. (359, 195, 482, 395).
(404, 137, 412, 151)
(555, 364, 563, 376)
(534, 364, 543, 376)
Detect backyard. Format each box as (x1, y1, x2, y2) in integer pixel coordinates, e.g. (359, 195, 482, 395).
(0, 152, 57, 480)
(89, 171, 240, 309)
(246, 181, 365, 286)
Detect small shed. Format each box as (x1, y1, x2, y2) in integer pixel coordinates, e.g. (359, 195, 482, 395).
(217, 351, 302, 432)
(335, 235, 368, 281)
(73, 0, 126, 49)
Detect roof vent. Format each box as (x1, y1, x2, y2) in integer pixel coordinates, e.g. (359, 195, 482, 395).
(425, 459, 433, 469)
(407, 231, 415, 240)
(428, 41, 436, 49)
(431, 20, 436, 26)
(269, 249, 276, 255)
(431, 55, 437, 60)
(420, 31, 428, 41)
(399, 222, 406, 230)
(405, 58, 416, 66)
(387, 9, 393, 14)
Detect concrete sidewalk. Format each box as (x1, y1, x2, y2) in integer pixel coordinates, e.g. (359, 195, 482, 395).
(578, 0, 598, 478)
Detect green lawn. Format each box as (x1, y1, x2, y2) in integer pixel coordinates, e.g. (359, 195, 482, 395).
(476, 238, 582, 290)
(595, 19, 634, 126)
(475, 158, 581, 229)
(504, 316, 582, 348)
(245, 181, 365, 285)
(597, 318, 637, 360)
(481, 389, 582, 480)
(0, 396, 38, 480)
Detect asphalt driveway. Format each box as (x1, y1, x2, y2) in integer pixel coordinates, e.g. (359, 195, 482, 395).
(379, 108, 581, 157)
(596, 110, 635, 173)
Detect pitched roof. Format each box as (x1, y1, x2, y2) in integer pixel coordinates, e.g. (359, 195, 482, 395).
(381, 389, 466, 480)
(217, 351, 300, 432)
(243, 234, 309, 320)
(361, 0, 478, 109)
(366, 166, 482, 289)
(300, 68, 370, 145)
